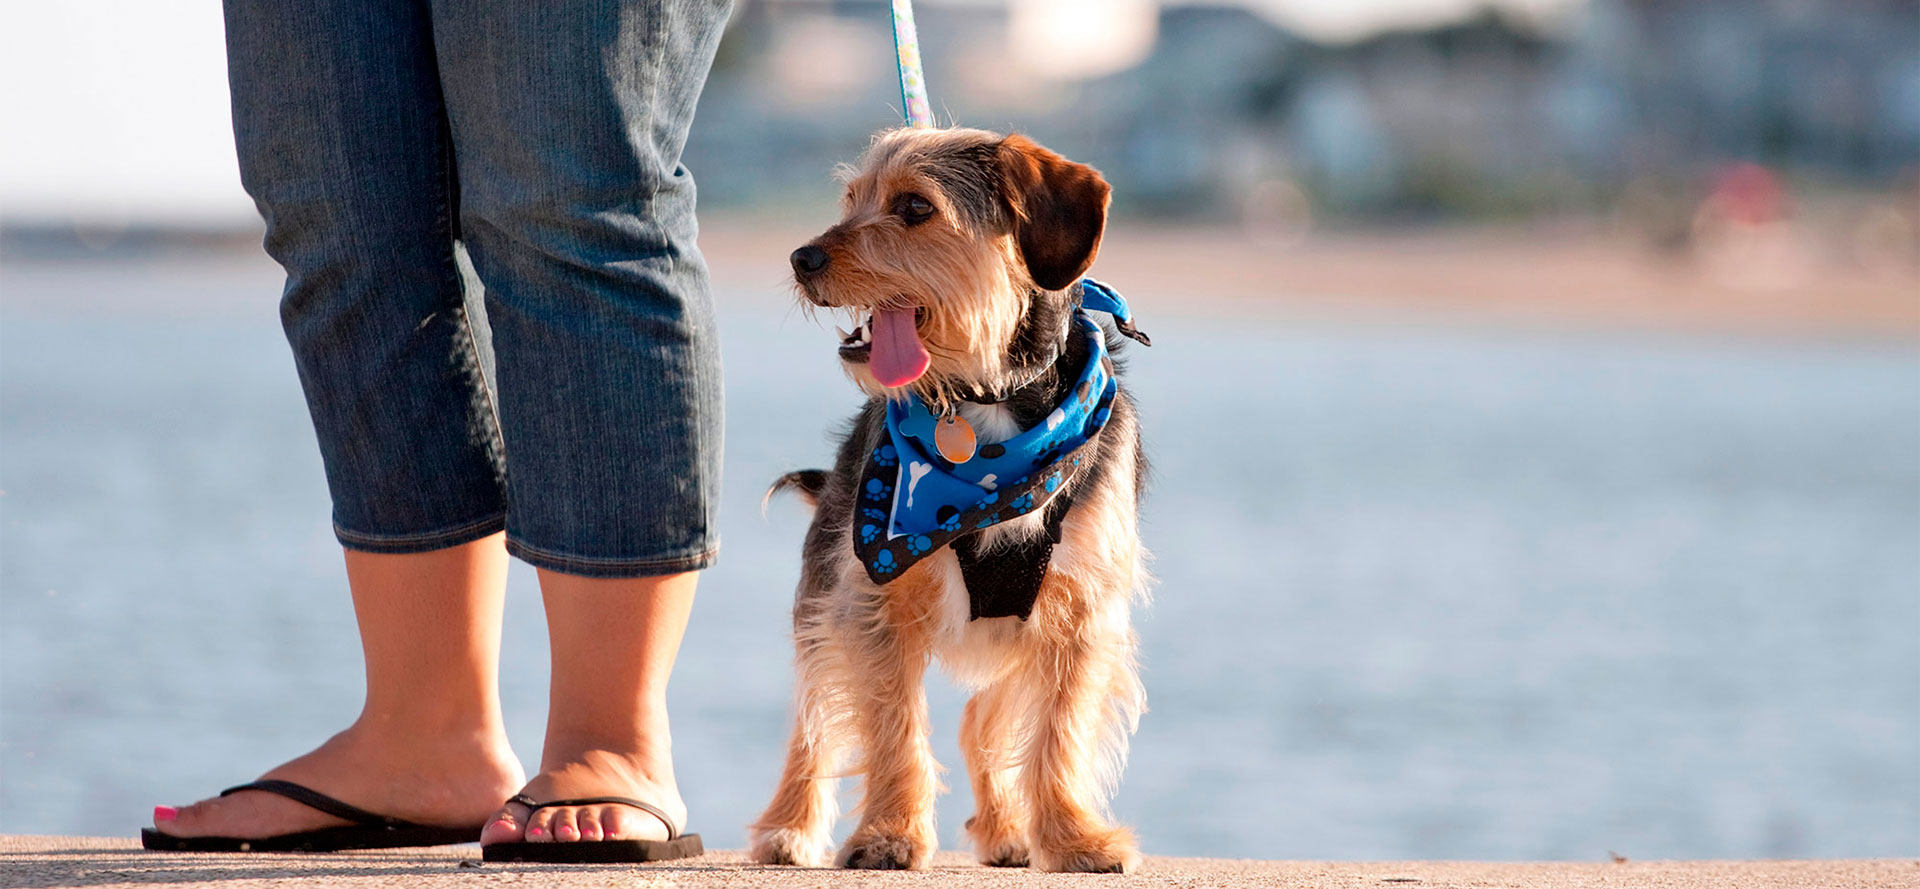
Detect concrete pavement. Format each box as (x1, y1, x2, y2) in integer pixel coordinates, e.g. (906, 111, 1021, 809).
(3, 836, 1914, 889)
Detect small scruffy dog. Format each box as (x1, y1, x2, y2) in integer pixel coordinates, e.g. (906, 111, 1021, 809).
(749, 127, 1150, 873)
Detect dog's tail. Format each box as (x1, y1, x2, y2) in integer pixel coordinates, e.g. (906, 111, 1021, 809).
(763, 469, 830, 514)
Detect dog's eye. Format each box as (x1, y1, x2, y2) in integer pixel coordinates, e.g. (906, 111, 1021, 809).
(894, 193, 935, 225)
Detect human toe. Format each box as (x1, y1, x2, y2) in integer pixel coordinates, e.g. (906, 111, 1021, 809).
(574, 807, 604, 841)
(604, 804, 671, 841)
(155, 796, 238, 838)
(480, 802, 528, 844)
(524, 807, 558, 843)
(148, 803, 188, 836)
(550, 808, 581, 842)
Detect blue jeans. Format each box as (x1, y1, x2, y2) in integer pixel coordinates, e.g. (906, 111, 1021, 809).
(224, 0, 729, 577)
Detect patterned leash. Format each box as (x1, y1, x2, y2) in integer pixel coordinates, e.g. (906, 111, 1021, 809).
(891, 0, 933, 127)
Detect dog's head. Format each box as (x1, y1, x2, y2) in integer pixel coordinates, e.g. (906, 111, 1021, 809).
(791, 127, 1110, 407)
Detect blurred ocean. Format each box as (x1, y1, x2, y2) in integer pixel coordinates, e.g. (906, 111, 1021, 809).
(1, 250, 1916, 861)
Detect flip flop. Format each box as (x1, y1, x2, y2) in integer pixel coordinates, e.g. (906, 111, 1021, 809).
(481, 794, 703, 863)
(140, 779, 483, 852)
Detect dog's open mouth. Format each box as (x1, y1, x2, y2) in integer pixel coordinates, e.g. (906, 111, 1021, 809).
(838, 306, 929, 388)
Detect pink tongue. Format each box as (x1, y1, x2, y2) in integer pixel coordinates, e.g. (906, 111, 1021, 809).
(869, 308, 929, 388)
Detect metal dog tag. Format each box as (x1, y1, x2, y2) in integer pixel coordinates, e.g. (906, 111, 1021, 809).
(935, 414, 977, 464)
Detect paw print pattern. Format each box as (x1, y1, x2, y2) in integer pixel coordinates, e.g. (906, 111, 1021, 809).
(852, 304, 1130, 588)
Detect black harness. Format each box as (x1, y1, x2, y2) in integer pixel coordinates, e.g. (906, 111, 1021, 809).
(952, 492, 1071, 620)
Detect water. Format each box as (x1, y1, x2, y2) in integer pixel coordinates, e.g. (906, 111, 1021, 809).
(2, 252, 1916, 861)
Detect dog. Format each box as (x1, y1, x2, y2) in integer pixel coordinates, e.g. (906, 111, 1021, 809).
(748, 127, 1150, 874)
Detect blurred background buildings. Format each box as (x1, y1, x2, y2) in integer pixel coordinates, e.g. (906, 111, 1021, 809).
(674, 0, 1920, 279)
(694, 0, 1918, 219)
(5, 0, 1917, 247)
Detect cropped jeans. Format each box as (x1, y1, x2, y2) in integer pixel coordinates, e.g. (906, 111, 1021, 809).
(223, 0, 729, 576)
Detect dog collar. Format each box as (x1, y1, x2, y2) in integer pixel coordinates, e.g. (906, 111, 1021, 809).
(851, 278, 1143, 606)
(959, 279, 1150, 405)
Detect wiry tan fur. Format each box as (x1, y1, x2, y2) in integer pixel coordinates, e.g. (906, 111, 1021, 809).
(797, 128, 1038, 415)
(753, 128, 1150, 874)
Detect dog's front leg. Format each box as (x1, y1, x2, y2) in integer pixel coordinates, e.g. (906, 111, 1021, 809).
(836, 582, 940, 869)
(1021, 592, 1145, 873)
(749, 622, 849, 866)
(962, 681, 1031, 866)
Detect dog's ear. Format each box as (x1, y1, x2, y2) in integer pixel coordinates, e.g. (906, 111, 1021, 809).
(996, 134, 1110, 292)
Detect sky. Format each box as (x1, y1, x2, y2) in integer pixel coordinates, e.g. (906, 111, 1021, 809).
(0, 0, 1579, 227)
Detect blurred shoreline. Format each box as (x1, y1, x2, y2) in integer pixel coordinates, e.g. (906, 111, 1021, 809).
(13, 216, 1912, 342)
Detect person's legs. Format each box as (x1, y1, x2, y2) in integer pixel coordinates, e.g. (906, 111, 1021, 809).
(155, 0, 521, 838)
(426, 0, 731, 843)
(156, 538, 524, 837)
(431, 0, 728, 579)
(481, 570, 697, 843)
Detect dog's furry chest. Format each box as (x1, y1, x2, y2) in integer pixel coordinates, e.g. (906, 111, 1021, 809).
(889, 510, 1062, 687)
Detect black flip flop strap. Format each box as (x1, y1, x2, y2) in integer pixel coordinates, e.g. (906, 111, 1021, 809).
(505, 794, 680, 840)
(220, 779, 420, 829)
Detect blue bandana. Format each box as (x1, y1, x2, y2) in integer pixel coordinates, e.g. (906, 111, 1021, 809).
(852, 278, 1141, 589)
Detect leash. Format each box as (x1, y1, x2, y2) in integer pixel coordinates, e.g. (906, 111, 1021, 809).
(891, 0, 933, 127)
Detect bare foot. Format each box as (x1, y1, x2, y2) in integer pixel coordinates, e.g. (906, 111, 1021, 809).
(481, 739, 685, 845)
(151, 723, 523, 839)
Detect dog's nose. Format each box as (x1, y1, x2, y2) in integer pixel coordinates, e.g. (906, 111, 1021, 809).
(790, 244, 830, 277)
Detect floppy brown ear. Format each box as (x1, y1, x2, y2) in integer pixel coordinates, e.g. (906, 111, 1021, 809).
(997, 134, 1111, 291)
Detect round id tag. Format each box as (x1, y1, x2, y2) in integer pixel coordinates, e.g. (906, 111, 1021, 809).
(934, 414, 977, 463)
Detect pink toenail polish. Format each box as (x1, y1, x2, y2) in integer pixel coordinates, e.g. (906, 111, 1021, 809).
(558, 827, 576, 839)
(153, 806, 178, 822)
(529, 827, 545, 838)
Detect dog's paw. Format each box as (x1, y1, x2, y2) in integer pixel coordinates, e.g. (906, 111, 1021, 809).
(965, 815, 1030, 867)
(1030, 825, 1141, 874)
(836, 830, 932, 870)
(749, 827, 832, 867)
(976, 838, 1031, 868)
